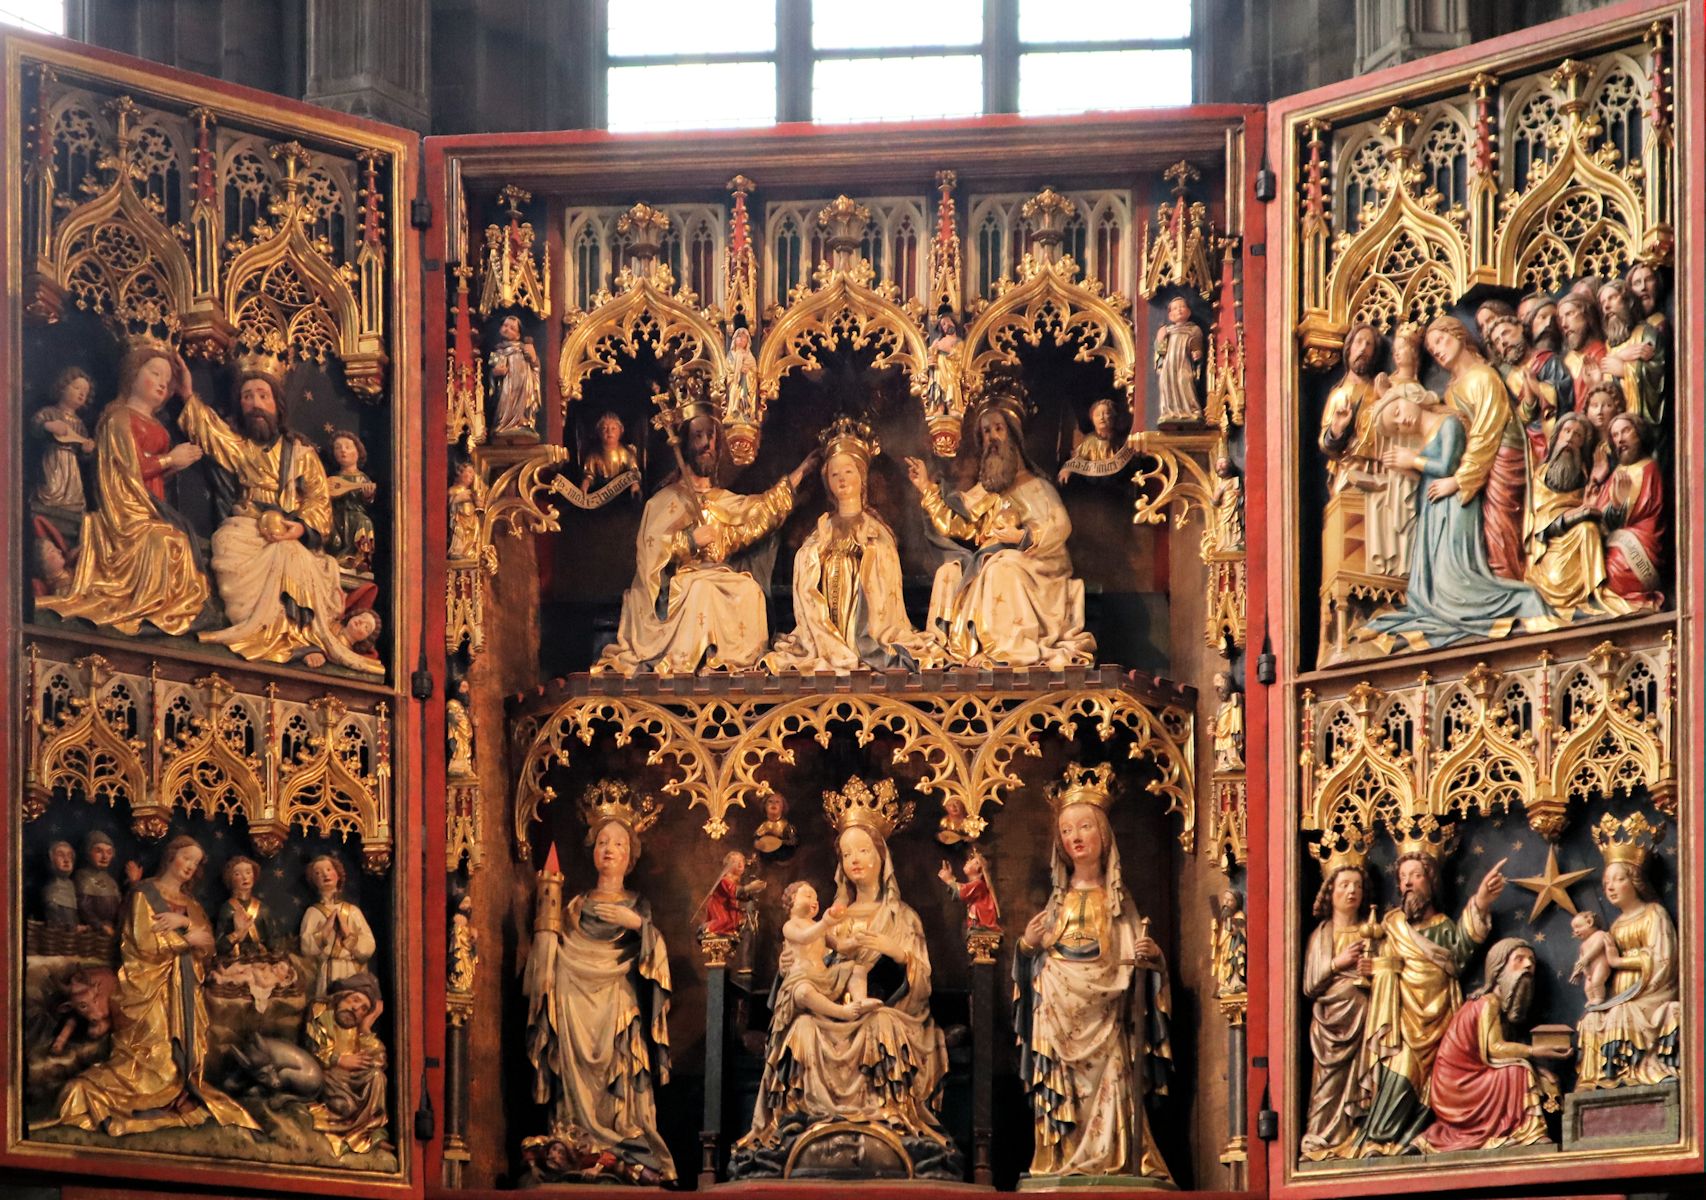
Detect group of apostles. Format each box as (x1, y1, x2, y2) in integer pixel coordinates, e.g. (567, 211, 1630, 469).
(596, 388, 1098, 676)
(28, 343, 383, 675)
(1320, 261, 1670, 653)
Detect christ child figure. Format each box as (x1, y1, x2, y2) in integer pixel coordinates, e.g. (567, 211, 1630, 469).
(1154, 295, 1206, 424)
(937, 847, 1001, 930)
(779, 881, 881, 1020)
(1570, 910, 1624, 1006)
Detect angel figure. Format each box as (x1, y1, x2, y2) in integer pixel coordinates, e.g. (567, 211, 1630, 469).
(938, 846, 1000, 930)
(324, 429, 377, 574)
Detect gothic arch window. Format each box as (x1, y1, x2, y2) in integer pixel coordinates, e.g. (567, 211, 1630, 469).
(1592, 55, 1648, 172)
(302, 164, 351, 262)
(892, 213, 920, 304)
(773, 213, 803, 302)
(1417, 107, 1470, 211)
(975, 210, 1005, 296)
(131, 120, 187, 227)
(1093, 203, 1124, 295)
(49, 97, 105, 199)
(1504, 82, 1561, 194)
(570, 217, 604, 310)
(1338, 133, 1386, 233)
(219, 137, 276, 245)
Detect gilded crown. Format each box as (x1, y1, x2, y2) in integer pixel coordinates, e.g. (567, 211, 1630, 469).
(823, 775, 912, 841)
(820, 415, 879, 467)
(577, 779, 663, 843)
(650, 366, 718, 433)
(1591, 811, 1664, 870)
(1310, 825, 1374, 876)
(1046, 762, 1116, 813)
(1390, 812, 1458, 862)
(234, 329, 290, 389)
(972, 379, 1030, 434)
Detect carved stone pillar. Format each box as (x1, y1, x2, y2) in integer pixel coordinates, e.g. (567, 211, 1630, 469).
(1355, 0, 1471, 75)
(305, 0, 430, 132)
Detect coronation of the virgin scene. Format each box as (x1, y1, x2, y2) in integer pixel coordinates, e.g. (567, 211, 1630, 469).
(0, 1, 1698, 1199)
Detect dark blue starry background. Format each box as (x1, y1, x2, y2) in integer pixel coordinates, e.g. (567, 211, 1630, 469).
(1345, 791, 1675, 1044)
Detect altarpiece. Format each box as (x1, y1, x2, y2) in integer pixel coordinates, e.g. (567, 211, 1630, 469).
(0, 2, 1699, 1198)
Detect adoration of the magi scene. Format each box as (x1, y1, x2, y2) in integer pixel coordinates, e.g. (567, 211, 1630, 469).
(0, 2, 1697, 1199)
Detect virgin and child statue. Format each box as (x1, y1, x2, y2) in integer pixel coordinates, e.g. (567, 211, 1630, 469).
(729, 776, 964, 1180)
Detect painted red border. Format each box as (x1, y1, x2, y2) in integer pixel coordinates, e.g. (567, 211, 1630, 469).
(1262, 1, 1705, 1197)
(0, 28, 426, 1200)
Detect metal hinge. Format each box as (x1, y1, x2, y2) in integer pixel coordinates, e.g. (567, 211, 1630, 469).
(410, 198, 433, 230)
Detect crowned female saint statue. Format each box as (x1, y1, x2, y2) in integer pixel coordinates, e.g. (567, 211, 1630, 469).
(1014, 763, 1174, 1185)
(729, 776, 963, 1180)
(766, 417, 942, 673)
(521, 782, 675, 1183)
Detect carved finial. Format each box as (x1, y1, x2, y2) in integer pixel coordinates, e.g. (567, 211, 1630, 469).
(1377, 107, 1421, 158)
(1164, 159, 1203, 196)
(498, 184, 532, 219)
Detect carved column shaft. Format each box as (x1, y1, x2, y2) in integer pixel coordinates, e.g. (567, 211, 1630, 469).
(305, 0, 430, 132)
(700, 961, 729, 1186)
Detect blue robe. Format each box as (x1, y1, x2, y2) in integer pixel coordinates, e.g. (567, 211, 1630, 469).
(1366, 416, 1548, 648)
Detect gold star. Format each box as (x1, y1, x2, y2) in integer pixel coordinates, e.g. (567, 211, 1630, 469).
(1511, 845, 1594, 924)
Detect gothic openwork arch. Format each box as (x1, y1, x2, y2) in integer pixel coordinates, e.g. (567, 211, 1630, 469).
(755, 195, 931, 402)
(957, 187, 1137, 404)
(557, 203, 729, 412)
(221, 140, 388, 395)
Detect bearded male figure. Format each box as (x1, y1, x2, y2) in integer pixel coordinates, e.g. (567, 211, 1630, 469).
(177, 358, 381, 675)
(1415, 939, 1568, 1154)
(1355, 842, 1506, 1156)
(1557, 294, 1608, 411)
(1596, 280, 1666, 428)
(906, 394, 1094, 667)
(596, 402, 815, 674)
(1588, 412, 1667, 608)
(1486, 315, 1572, 461)
(1518, 293, 1561, 354)
(1525, 412, 1629, 616)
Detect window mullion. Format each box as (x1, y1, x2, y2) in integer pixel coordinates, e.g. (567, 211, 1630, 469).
(987, 0, 1018, 114)
(779, 0, 812, 123)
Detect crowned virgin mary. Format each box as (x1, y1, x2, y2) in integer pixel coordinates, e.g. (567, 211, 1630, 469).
(729, 777, 963, 1180)
(766, 417, 942, 673)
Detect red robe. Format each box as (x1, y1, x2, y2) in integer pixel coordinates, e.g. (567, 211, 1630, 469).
(958, 877, 999, 930)
(128, 410, 173, 501)
(1590, 457, 1665, 605)
(702, 875, 743, 936)
(1417, 994, 1547, 1153)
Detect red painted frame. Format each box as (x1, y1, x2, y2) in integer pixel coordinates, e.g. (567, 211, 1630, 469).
(0, 29, 427, 1200)
(1261, 1, 1705, 1197)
